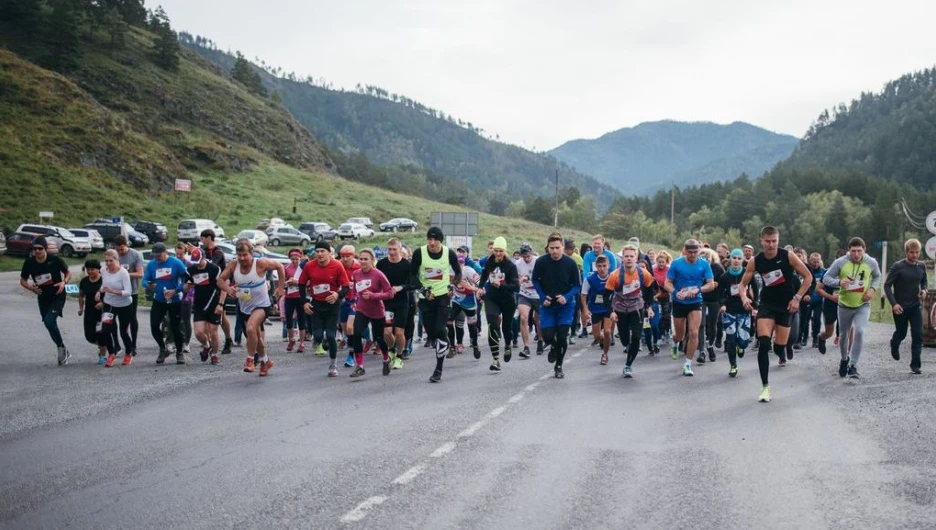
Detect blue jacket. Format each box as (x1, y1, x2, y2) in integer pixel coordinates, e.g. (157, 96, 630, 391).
(142, 256, 188, 304)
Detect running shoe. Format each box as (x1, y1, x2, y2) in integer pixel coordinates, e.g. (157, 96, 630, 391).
(847, 365, 859, 379)
(429, 370, 442, 383)
(58, 347, 70, 365)
(715, 337, 722, 349)
(97, 355, 107, 365)
(787, 346, 794, 360)
(697, 354, 706, 364)
(122, 354, 132, 366)
(707, 346, 716, 362)
(392, 356, 404, 370)
(350, 366, 365, 378)
(244, 356, 255, 373)
(104, 354, 117, 367)
(817, 338, 826, 355)
(536, 341, 544, 355)
(282, 336, 289, 343)
(222, 338, 233, 355)
(568, 335, 576, 345)
(504, 347, 512, 363)
(156, 350, 168, 364)
(600, 353, 608, 365)
(315, 343, 326, 356)
(520, 346, 531, 359)
(671, 345, 679, 360)
(383, 361, 391, 376)
(200, 346, 210, 363)
(838, 358, 849, 378)
(834, 336, 840, 346)
(683, 363, 694, 377)
(911, 368, 922, 375)
(445, 347, 456, 359)
(210, 355, 219, 365)
(297, 342, 305, 353)
(591, 339, 600, 347)
(890, 339, 900, 361)
(456, 344, 465, 355)
(512, 339, 519, 348)
(623, 365, 633, 378)
(490, 359, 502, 371)
(729, 365, 738, 378)
(259, 358, 273, 377)
(402, 347, 412, 360)
(472, 345, 481, 360)
(287, 340, 295, 352)
(737, 345, 745, 358)
(554, 367, 564, 379)
(758, 386, 771, 403)
(344, 354, 355, 368)
(548, 346, 557, 364)
(328, 362, 338, 377)
(792, 342, 801, 351)
(778, 356, 786, 367)
(652, 345, 660, 355)
(176, 353, 185, 365)
(183, 343, 191, 354)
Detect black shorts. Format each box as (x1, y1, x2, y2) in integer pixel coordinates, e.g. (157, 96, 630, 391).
(590, 311, 611, 324)
(672, 303, 702, 319)
(757, 304, 792, 328)
(383, 301, 410, 330)
(193, 307, 222, 325)
(822, 299, 838, 324)
(517, 295, 541, 310)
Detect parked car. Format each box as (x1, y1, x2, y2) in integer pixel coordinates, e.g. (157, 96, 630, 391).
(68, 228, 105, 251)
(298, 222, 338, 243)
(256, 218, 292, 231)
(267, 226, 311, 247)
(131, 220, 168, 242)
(128, 228, 149, 247)
(345, 217, 374, 229)
(178, 219, 225, 243)
(379, 218, 419, 232)
(84, 221, 128, 247)
(5, 231, 59, 257)
(337, 223, 375, 240)
(0, 231, 6, 256)
(16, 224, 91, 257)
(235, 229, 269, 247)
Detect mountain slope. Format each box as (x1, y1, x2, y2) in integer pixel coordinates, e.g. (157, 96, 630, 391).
(780, 67, 936, 190)
(549, 121, 797, 194)
(180, 38, 620, 211)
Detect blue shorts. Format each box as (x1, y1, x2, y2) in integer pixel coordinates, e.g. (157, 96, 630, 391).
(339, 299, 356, 323)
(540, 303, 575, 329)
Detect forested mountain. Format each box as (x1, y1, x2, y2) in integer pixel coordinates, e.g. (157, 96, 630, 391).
(549, 121, 798, 194)
(179, 35, 620, 213)
(780, 67, 936, 189)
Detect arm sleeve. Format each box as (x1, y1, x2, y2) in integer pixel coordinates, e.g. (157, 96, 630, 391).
(921, 264, 928, 292)
(374, 272, 395, 301)
(408, 249, 423, 290)
(532, 261, 547, 301)
(502, 262, 520, 293)
(884, 262, 899, 306)
(823, 258, 843, 288)
(563, 261, 581, 301)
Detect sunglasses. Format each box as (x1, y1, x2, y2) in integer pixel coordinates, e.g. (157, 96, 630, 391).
(33, 246, 46, 251)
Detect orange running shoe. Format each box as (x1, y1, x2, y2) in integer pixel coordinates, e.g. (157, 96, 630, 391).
(104, 354, 117, 367)
(243, 356, 255, 373)
(259, 358, 273, 377)
(121, 354, 132, 366)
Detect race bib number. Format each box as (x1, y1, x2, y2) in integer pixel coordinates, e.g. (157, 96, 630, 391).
(762, 269, 785, 287)
(156, 268, 172, 281)
(384, 311, 394, 325)
(730, 284, 740, 296)
(193, 273, 209, 286)
(35, 273, 52, 286)
(95, 321, 103, 333)
(355, 279, 372, 292)
(237, 287, 252, 301)
(847, 280, 865, 292)
(312, 284, 330, 295)
(594, 294, 604, 305)
(287, 285, 299, 295)
(622, 281, 640, 296)
(102, 312, 114, 324)
(424, 267, 444, 281)
(643, 317, 651, 329)
(65, 284, 79, 295)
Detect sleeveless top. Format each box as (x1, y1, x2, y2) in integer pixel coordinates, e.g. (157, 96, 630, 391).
(754, 248, 795, 309)
(233, 258, 271, 314)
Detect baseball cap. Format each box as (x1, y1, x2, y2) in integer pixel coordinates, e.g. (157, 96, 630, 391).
(519, 243, 533, 255)
(152, 242, 167, 254)
(456, 245, 470, 253)
(190, 248, 203, 261)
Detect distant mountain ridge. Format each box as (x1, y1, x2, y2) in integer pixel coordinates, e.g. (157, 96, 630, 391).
(549, 120, 798, 194)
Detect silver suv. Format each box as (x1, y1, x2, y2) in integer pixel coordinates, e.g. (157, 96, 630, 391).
(16, 224, 91, 257)
(266, 226, 311, 247)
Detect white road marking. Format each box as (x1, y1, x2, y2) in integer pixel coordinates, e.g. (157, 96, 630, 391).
(340, 496, 388, 523)
(487, 406, 508, 418)
(508, 392, 525, 403)
(539, 373, 551, 380)
(525, 382, 540, 392)
(392, 464, 426, 485)
(457, 419, 489, 438)
(430, 441, 456, 458)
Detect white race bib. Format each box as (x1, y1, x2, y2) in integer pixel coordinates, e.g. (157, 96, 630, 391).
(237, 287, 252, 301)
(385, 311, 394, 324)
(193, 273, 209, 286)
(355, 279, 372, 292)
(95, 321, 103, 333)
(156, 267, 172, 280)
(847, 280, 865, 292)
(312, 283, 330, 295)
(34, 273, 52, 286)
(594, 294, 604, 305)
(622, 280, 640, 296)
(102, 312, 114, 324)
(762, 269, 784, 287)
(287, 285, 299, 295)
(730, 284, 740, 296)
(424, 267, 444, 281)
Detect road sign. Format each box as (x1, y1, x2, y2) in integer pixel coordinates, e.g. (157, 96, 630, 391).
(111, 217, 123, 224)
(175, 179, 192, 192)
(430, 211, 479, 237)
(926, 236, 936, 260)
(39, 211, 53, 218)
(926, 210, 936, 235)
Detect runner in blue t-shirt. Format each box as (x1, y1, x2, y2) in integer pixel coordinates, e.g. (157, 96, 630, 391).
(664, 239, 715, 376)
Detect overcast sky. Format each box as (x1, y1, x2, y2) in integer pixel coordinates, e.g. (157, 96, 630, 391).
(157, 0, 936, 151)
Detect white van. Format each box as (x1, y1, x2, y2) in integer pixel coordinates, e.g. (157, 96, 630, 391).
(178, 219, 225, 242)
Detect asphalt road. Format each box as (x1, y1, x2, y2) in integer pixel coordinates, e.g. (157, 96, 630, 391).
(2, 269, 936, 530)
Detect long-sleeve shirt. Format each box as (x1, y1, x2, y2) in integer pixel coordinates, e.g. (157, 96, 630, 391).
(479, 257, 519, 306)
(717, 269, 758, 314)
(101, 267, 133, 308)
(350, 267, 395, 319)
(822, 254, 882, 308)
(532, 254, 581, 303)
(884, 259, 927, 310)
(142, 256, 187, 304)
(582, 249, 617, 277)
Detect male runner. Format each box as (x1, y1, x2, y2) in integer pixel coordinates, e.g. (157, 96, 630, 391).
(664, 239, 715, 377)
(184, 248, 226, 365)
(143, 242, 188, 364)
(21, 236, 72, 365)
(739, 227, 813, 402)
(532, 232, 581, 379)
(582, 255, 613, 365)
(605, 245, 656, 377)
(377, 238, 412, 370)
(298, 241, 350, 377)
(200, 229, 233, 354)
(410, 227, 461, 383)
(514, 243, 543, 358)
(884, 238, 928, 374)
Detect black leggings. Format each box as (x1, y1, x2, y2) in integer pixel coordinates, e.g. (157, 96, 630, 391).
(284, 297, 305, 331)
(103, 304, 135, 356)
(352, 314, 388, 355)
(83, 309, 106, 346)
(615, 310, 642, 366)
(129, 294, 140, 350)
(151, 301, 183, 352)
(541, 325, 570, 367)
(311, 302, 340, 360)
(484, 297, 516, 357)
(658, 298, 672, 337)
(448, 305, 479, 347)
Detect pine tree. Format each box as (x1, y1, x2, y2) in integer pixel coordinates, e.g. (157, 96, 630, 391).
(47, 0, 84, 70)
(150, 5, 179, 71)
(231, 52, 267, 97)
(104, 7, 126, 48)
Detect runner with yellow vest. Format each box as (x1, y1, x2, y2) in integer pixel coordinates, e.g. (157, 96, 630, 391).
(410, 227, 462, 383)
(822, 237, 882, 379)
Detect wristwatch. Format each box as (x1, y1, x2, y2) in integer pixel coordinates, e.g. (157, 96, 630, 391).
(793, 294, 802, 301)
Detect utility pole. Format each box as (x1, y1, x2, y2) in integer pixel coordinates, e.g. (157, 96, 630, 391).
(554, 168, 559, 228)
(670, 185, 675, 240)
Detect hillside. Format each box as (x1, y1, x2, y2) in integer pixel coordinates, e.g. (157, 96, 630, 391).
(179, 37, 621, 212)
(780, 67, 936, 190)
(548, 121, 797, 194)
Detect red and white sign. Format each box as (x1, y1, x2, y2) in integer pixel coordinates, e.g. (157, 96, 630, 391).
(925, 236, 936, 260)
(174, 179, 192, 192)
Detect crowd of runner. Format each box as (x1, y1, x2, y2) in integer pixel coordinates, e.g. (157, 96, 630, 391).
(19, 225, 932, 402)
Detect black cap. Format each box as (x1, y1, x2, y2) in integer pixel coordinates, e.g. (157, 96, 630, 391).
(456, 245, 469, 253)
(427, 226, 444, 241)
(314, 241, 331, 251)
(519, 243, 533, 255)
(152, 242, 167, 254)
(32, 236, 48, 249)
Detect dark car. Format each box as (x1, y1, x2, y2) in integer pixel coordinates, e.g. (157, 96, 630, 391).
(379, 218, 419, 232)
(132, 220, 168, 242)
(85, 221, 128, 247)
(298, 222, 339, 243)
(0, 231, 5, 256)
(5, 231, 59, 257)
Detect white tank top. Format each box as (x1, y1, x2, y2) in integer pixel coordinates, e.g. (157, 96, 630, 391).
(233, 258, 270, 313)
